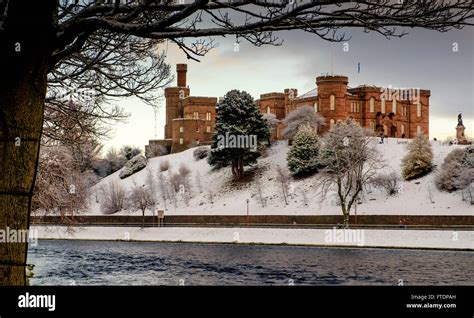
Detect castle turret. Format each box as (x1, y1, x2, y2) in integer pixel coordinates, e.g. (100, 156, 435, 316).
(164, 64, 190, 139)
(316, 75, 348, 97)
(177, 63, 187, 87)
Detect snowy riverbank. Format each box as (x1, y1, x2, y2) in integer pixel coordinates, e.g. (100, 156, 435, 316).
(31, 226, 474, 250)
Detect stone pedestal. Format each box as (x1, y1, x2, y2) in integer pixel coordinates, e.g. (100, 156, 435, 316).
(456, 124, 468, 144)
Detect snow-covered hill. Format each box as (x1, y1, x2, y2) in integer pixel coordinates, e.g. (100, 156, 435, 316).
(87, 139, 473, 216)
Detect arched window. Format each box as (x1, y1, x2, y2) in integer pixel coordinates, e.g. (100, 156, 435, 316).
(314, 102, 318, 112)
(417, 101, 421, 117)
(401, 124, 405, 135)
(330, 94, 335, 111)
(392, 99, 397, 114)
(381, 98, 386, 113)
(330, 119, 335, 128)
(417, 125, 422, 134)
(266, 106, 271, 114)
(369, 97, 375, 113)
(370, 121, 375, 130)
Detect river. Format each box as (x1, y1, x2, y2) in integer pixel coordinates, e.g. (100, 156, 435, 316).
(28, 240, 473, 285)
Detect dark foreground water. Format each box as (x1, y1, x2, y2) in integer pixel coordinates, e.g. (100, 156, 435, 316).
(28, 240, 473, 285)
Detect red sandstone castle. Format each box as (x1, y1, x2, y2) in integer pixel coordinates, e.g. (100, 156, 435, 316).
(146, 64, 430, 155)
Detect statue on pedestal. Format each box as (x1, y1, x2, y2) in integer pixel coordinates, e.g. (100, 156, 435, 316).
(456, 113, 468, 144)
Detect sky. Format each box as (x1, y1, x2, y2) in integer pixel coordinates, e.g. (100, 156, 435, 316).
(103, 25, 473, 152)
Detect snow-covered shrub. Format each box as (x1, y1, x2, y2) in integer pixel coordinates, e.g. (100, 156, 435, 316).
(193, 146, 209, 160)
(100, 181, 127, 214)
(119, 145, 142, 161)
(146, 143, 167, 158)
(282, 106, 325, 140)
(435, 147, 474, 192)
(119, 154, 147, 179)
(159, 159, 170, 172)
(371, 172, 400, 196)
(401, 133, 433, 180)
(287, 125, 319, 176)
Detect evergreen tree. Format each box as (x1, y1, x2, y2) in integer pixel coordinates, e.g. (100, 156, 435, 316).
(208, 90, 270, 181)
(287, 125, 319, 175)
(401, 133, 433, 180)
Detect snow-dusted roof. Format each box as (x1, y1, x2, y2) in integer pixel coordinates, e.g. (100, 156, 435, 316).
(296, 88, 317, 100)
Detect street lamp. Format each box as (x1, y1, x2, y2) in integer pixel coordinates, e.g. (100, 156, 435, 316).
(246, 199, 250, 226)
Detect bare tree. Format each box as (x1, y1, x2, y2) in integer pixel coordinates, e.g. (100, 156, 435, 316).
(129, 180, 155, 228)
(32, 145, 96, 222)
(317, 120, 382, 225)
(195, 171, 203, 194)
(276, 165, 290, 205)
(283, 106, 325, 140)
(1, 0, 473, 286)
(156, 170, 168, 210)
(100, 181, 127, 215)
(263, 113, 279, 145)
(255, 177, 266, 207)
(146, 143, 167, 159)
(371, 172, 401, 196)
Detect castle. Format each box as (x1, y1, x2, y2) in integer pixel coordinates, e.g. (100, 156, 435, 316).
(146, 65, 430, 155)
(257, 76, 430, 140)
(146, 64, 217, 155)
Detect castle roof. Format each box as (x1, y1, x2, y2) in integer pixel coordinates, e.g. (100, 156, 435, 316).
(295, 88, 317, 100)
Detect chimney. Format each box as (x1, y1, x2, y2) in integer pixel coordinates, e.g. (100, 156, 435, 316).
(176, 64, 187, 87)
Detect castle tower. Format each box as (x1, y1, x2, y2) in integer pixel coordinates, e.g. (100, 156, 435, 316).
(164, 64, 190, 139)
(316, 75, 348, 127)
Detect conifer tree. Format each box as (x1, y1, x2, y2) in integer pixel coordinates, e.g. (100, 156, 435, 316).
(287, 125, 319, 175)
(208, 90, 269, 181)
(401, 133, 433, 180)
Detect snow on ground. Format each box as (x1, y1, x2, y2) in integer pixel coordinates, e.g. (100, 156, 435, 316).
(85, 139, 473, 216)
(32, 226, 474, 250)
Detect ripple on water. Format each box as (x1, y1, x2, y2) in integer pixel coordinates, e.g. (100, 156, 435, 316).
(28, 240, 474, 286)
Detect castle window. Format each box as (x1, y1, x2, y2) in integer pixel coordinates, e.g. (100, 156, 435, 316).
(266, 106, 271, 114)
(206, 126, 211, 133)
(392, 99, 397, 114)
(196, 126, 200, 132)
(330, 94, 335, 111)
(314, 102, 318, 112)
(402, 106, 407, 117)
(417, 125, 422, 134)
(206, 112, 211, 121)
(369, 121, 375, 130)
(369, 97, 375, 113)
(179, 138, 183, 145)
(179, 127, 184, 133)
(417, 101, 421, 117)
(351, 101, 359, 113)
(381, 99, 386, 113)
(196, 140, 200, 145)
(401, 124, 405, 135)
(193, 112, 199, 119)
(330, 119, 335, 128)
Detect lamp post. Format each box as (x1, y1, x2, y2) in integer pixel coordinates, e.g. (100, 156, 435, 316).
(246, 199, 250, 226)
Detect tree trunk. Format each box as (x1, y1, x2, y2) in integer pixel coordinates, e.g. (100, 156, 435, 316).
(0, 1, 55, 286)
